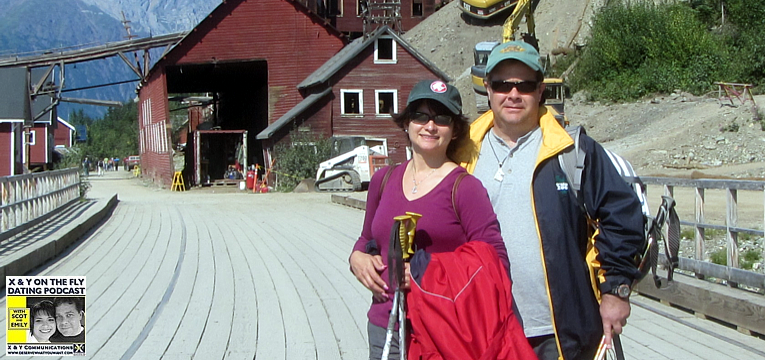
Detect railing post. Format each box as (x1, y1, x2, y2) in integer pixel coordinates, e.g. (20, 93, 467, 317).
(727, 188, 739, 288)
(695, 187, 705, 279)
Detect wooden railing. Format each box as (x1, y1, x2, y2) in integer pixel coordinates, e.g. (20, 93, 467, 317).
(640, 176, 765, 289)
(637, 176, 765, 335)
(0, 168, 81, 241)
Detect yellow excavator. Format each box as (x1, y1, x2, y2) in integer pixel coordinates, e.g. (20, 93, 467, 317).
(459, 0, 519, 20)
(469, 0, 568, 124)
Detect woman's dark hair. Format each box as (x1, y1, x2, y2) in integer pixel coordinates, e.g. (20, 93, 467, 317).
(392, 99, 469, 162)
(29, 300, 55, 334)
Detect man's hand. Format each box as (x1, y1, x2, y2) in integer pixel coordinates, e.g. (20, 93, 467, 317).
(600, 293, 631, 348)
(350, 251, 389, 302)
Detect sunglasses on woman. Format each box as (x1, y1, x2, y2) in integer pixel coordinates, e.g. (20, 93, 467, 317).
(410, 112, 454, 126)
(488, 80, 539, 94)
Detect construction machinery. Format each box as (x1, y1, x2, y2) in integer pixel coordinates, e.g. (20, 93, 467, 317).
(469, 0, 569, 125)
(459, 0, 519, 20)
(314, 136, 389, 192)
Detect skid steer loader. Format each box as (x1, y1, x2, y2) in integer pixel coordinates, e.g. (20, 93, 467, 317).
(315, 136, 388, 192)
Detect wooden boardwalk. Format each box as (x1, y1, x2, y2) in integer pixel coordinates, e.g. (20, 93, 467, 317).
(1, 170, 764, 359)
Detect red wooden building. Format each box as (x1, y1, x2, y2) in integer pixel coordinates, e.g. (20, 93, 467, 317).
(137, 0, 348, 187)
(53, 117, 76, 148)
(257, 25, 450, 165)
(0, 122, 23, 176)
(331, 0, 446, 35)
(28, 117, 75, 169)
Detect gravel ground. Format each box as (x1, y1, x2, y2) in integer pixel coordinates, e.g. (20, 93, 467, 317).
(403, 0, 765, 271)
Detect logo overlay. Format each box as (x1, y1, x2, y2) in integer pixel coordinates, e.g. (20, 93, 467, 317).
(6, 276, 86, 356)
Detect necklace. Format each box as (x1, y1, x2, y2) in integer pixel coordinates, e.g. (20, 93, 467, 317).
(487, 132, 510, 182)
(411, 162, 438, 194)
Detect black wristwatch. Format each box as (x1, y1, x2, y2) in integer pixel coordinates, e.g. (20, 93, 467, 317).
(610, 284, 631, 299)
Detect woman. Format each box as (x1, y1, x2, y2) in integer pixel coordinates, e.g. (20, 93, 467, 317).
(27, 300, 56, 343)
(349, 80, 521, 359)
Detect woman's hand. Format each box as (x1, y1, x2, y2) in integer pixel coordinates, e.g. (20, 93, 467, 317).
(350, 251, 389, 302)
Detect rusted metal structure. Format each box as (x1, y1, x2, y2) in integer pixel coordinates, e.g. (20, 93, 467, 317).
(332, 0, 443, 36)
(0, 33, 187, 175)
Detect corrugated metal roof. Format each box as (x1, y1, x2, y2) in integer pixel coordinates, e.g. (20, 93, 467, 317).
(298, 26, 450, 90)
(256, 87, 332, 140)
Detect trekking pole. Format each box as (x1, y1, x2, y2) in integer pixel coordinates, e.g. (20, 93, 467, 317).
(380, 212, 420, 360)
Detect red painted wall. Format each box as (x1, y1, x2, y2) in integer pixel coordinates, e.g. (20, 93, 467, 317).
(334, 0, 436, 33)
(138, 71, 174, 187)
(139, 0, 346, 186)
(29, 123, 49, 164)
(320, 38, 448, 164)
(164, 0, 346, 128)
(0, 123, 15, 176)
(54, 120, 74, 147)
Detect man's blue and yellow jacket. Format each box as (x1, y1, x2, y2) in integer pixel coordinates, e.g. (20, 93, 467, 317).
(458, 106, 644, 360)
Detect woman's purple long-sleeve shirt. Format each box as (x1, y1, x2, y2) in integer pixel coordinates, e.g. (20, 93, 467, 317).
(352, 162, 508, 329)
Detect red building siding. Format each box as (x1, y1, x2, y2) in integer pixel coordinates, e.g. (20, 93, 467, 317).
(139, 0, 346, 186)
(322, 38, 447, 164)
(334, 0, 437, 33)
(54, 119, 74, 147)
(138, 71, 175, 187)
(0, 123, 16, 176)
(164, 0, 346, 127)
(29, 123, 49, 165)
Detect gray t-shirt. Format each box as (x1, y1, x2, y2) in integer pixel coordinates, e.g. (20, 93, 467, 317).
(473, 127, 553, 337)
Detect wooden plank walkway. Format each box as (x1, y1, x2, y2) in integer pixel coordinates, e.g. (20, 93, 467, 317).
(1, 170, 764, 359)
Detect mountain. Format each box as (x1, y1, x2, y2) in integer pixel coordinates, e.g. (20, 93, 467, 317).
(0, 0, 221, 119)
(78, 0, 217, 36)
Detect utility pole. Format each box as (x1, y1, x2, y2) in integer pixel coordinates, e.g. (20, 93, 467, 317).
(121, 11, 142, 75)
(23, 68, 32, 173)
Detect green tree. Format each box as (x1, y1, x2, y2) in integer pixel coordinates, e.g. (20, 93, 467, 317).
(273, 129, 331, 192)
(570, 1, 735, 101)
(67, 102, 139, 162)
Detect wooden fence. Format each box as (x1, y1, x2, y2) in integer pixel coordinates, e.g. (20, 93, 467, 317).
(641, 176, 765, 288)
(0, 168, 81, 241)
(637, 176, 765, 335)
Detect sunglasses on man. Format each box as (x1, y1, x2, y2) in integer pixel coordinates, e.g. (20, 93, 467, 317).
(488, 80, 539, 94)
(409, 112, 454, 126)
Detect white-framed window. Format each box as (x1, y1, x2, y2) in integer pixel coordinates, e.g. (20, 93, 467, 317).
(375, 90, 398, 116)
(27, 130, 36, 145)
(357, 0, 364, 16)
(375, 37, 397, 64)
(412, 0, 423, 16)
(341, 89, 364, 115)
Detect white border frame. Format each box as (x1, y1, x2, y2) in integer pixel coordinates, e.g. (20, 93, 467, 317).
(374, 37, 397, 64)
(375, 89, 398, 116)
(340, 89, 364, 116)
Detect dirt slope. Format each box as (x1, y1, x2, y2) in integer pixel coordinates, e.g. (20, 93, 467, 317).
(403, 1, 765, 179)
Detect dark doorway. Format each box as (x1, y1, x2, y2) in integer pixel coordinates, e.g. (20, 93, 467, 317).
(166, 60, 268, 185)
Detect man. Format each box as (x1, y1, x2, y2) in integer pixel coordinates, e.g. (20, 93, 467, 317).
(49, 297, 85, 343)
(457, 41, 644, 360)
